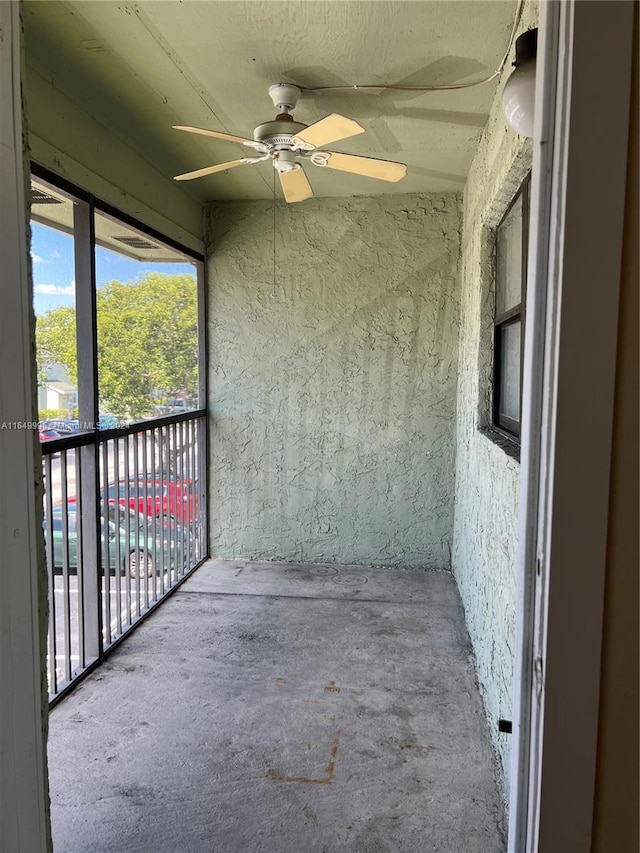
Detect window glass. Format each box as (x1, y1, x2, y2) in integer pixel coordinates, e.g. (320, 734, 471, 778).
(94, 211, 199, 423)
(498, 320, 521, 422)
(31, 178, 81, 432)
(496, 194, 523, 316)
(492, 175, 529, 442)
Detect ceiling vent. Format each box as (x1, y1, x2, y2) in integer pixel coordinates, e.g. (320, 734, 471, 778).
(113, 235, 158, 250)
(32, 188, 64, 205)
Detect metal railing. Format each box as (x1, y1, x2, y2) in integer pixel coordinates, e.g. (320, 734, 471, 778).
(42, 411, 207, 704)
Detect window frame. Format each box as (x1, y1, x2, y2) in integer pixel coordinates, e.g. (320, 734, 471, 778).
(30, 162, 207, 422)
(493, 173, 531, 441)
(30, 163, 209, 705)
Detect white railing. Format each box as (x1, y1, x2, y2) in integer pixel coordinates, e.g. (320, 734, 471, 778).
(42, 412, 207, 703)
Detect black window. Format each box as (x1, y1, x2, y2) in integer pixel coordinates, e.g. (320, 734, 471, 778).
(493, 175, 530, 440)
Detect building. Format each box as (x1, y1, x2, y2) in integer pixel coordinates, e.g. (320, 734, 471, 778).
(37, 364, 77, 417)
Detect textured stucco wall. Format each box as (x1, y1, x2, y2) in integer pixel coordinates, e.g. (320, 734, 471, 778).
(206, 193, 461, 567)
(451, 2, 537, 793)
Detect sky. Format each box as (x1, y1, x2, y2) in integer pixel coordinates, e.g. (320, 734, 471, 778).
(31, 222, 194, 315)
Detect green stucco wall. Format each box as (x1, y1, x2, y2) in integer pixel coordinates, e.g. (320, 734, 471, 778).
(206, 194, 461, 567)
(451, 0, 537, 795)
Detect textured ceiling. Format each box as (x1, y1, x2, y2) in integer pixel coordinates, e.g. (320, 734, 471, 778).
(23, 0, 518, 202)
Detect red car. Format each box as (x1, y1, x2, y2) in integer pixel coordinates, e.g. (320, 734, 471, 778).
(38, 427, 61, 442)
(105, 477, 199, 523)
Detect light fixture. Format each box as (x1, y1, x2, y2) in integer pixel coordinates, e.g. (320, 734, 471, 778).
(502, 28, 537, 138)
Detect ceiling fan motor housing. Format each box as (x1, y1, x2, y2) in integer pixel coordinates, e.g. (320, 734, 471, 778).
(253, 117, 309, 172)
(253, 119, 308, 146)
(258, 83, 310, 171)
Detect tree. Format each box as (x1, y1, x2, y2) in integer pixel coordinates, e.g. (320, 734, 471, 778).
(36, 305, 77, 386)
(36, 273, 198, 419)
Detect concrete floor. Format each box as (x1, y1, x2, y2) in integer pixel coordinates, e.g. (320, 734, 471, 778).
(48, 560, 507, 853)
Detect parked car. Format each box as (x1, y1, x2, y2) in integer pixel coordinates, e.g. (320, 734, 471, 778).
(98, 413, 120, 430)
(103, 502, 192, 572)
(44, 502, 181, 578)
(165, 398, 190, 415)
(38, 427, 61, 442)
(40, 419, 78, 434)
(105, 476, 199, 523)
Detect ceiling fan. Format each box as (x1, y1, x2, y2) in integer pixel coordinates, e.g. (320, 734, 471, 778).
(173, 83, 407, 202)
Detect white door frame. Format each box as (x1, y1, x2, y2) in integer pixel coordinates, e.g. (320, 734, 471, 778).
(509, 1, 635, 850)
(0, 2, 51, 851)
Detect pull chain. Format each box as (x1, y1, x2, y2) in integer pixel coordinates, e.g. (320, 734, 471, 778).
(271, 168, 277, 298)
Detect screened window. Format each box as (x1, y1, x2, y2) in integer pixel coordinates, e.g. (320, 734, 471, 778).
(31, 177, 82, 430)
(494, 175, 530, 440)
(31, 164, 207, 703)
(94, 210, 199, 422)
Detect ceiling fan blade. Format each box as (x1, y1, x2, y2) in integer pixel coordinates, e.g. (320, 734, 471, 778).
(278, 166, 314, 203)
(293, 114, 364, 149)
(174, 159, 251, 181)
(173, 125, 257, 147)
(317, 151, 407, 182)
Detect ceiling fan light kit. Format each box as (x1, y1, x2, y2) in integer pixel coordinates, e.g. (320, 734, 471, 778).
(173, 83, 407, 201)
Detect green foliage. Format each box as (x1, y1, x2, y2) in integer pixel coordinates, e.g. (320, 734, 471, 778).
(38, 409, 67, 422)
(36, 306, 77, 385)
(36, 273, 198, 419)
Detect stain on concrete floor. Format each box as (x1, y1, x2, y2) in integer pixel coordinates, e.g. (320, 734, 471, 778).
(48, 559, 506, 853)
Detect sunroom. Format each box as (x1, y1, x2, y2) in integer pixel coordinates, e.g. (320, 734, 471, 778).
(2, 1, 636, 852)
